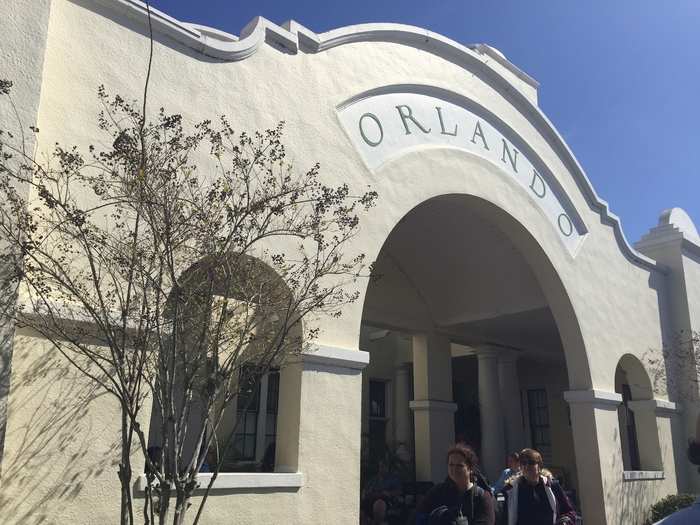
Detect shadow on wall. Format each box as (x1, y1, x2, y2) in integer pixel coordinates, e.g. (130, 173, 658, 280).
(609, 478, 669, 525)
(0, 334, 117, 524)
(601, 431, 673, 525)
(599, 433, 643, 525)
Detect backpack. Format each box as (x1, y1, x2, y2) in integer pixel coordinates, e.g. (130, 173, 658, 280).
(428, 486, 486, 525)
(494, 491, 508, 525)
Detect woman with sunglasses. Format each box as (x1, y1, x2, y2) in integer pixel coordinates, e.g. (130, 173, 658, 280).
(503, 448, 576, 525)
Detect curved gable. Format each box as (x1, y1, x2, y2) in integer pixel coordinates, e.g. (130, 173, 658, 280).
(80, 0, 662, 271)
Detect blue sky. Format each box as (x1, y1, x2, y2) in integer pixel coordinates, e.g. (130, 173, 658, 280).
(149, 0, 699, 244)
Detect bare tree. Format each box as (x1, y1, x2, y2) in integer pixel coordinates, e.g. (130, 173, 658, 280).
(645, 330, 700, 405)
(0, 76, 376, 525)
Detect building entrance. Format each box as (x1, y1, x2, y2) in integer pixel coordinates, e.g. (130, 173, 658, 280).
(359, 194, 579, 503)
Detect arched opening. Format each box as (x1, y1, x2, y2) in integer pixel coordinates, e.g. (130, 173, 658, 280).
(146, 253, 302, 474)
(359, 194, 588, 511)
(615, 354, 662, 472)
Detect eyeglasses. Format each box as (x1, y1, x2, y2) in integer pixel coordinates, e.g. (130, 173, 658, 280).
(520, 460, 540, 467)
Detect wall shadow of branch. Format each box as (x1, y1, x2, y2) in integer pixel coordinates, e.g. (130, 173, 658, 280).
(0, 333, 120, 524)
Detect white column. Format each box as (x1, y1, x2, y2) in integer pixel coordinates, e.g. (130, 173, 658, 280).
(393, 363, 412, 461)
(499, 350, 524, 454)
(476, 346, 506, 482)
(411, 332, 456, 483)
(564, 389, 622, 524)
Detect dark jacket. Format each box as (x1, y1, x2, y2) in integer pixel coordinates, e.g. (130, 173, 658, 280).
(503, 475, 576, 525)
(417, 477, 495, 525)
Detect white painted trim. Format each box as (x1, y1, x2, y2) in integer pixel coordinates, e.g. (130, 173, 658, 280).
(79, 0, 666, 273)
(654, 399, 680, 415)
(622, 471, 665, 482)
(301, 345, 370, 370)
(136, 472, 303, 492)
(409, 400, 458, 413)
(627, 398, 680, 415)
(563, 389, 622, 407)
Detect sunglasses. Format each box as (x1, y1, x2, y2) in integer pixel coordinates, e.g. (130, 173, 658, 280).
(520, 460, 539, 466)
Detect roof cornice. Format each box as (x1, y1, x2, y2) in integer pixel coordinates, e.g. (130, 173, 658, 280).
(83, 0, 663, 273)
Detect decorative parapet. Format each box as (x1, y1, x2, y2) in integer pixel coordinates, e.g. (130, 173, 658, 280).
(80, 0, 664, 273)
(636, 207, 700, 258)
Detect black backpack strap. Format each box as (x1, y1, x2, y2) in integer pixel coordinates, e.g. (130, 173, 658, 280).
(471, 485, 485, 521)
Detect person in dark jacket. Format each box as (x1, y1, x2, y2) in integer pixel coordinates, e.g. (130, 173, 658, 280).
(503, 448, 576, 525)
(417, 444, 495, 525)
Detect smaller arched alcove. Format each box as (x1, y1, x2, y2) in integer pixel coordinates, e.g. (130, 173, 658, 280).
(615, 354, 663, 472)
(146, 253, 303, 474)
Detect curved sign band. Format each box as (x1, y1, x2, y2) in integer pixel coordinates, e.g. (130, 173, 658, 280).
(337, 90, 586, 256)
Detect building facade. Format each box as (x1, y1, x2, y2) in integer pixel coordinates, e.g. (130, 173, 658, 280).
(1, 1, 699, 523)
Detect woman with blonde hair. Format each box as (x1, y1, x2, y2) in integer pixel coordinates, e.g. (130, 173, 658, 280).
(503, 448, 576, 525)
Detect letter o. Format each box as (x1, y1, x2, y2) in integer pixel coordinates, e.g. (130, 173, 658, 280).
(557, 213, 574, 237)
(358, 113, 383, 147)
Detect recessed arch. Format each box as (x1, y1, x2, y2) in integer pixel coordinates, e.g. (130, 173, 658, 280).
(615, 353, 663, 472)
(361, 191, 591, 390)
(148, 252, 304, 474)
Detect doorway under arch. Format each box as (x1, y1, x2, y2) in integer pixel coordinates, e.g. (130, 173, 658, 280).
(358, 193, 590, 511)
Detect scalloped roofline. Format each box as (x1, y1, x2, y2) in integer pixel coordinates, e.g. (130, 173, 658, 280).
(85, 0, 664, 273)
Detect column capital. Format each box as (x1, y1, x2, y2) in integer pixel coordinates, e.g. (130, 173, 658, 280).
(394, 362, 412, 373)
(473, 345, 521, 362)
(497, 349, 520, 363)
(474, 345, 501, 360)
(563, 389, 622, 407)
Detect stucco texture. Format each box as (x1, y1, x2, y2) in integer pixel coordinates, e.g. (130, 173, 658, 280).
(0, 0, 693, 523)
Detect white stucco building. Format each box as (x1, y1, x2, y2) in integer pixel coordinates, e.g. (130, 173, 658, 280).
(1, 1, 699, 523)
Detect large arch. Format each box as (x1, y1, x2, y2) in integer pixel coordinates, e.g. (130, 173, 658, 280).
(354, 147, 592, 391)
(353, 144, 603, 521)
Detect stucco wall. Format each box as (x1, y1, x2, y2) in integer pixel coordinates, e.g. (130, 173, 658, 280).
(0, 0, 690, 523)
(0, 330, 127, 524)
(0, 0, 53, 477)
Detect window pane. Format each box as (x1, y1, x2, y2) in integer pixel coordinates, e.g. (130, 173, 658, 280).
(245, 412, 257, 434)
(369, 419, 386, 459)
(369, 380, 386, 418)
(233, 436, 245, 458)
(267, 372, 280, 414)
(244, 435, 256, 459)
(237, 367, 261, 410)
(527, 388, 552, 464)
(266, 413, 276, 434)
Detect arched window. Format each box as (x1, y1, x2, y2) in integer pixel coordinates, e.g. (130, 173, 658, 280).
(146, 254, 301, 474)
(615, 355, 663, 472)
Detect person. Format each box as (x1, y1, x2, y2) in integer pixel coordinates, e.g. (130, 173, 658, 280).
(503, 448, 576, 525)
(417, 444, 495, 525)
(361, 460, 402, 525)
(493, 452, 520, 493)
(654, 414, 700, 524)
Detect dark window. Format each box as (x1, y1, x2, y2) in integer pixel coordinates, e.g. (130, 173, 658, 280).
(265, 371, 280, 451)
(233, 370, 260, 461)
(621, 384, 641, 470)
(368, 380, 388, 459)
(527, 389, 552, 464)
(369, 380, 386, 418)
